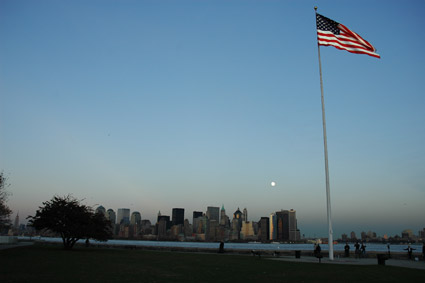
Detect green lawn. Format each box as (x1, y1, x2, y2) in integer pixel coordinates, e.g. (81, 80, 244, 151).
(1, 244, 424, 282)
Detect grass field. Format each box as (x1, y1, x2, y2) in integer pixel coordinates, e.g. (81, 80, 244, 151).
(1, 244, 424, 282)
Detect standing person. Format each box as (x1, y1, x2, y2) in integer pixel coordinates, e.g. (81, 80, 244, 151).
(404, 244, 415, 260)
(354, 241, 360, 258)
(344, 243, 350, 257)
(315, 244, 322, 259)
(218, 241, 224, 253)
(360, 243, 366, 258)
(387, 244, 391, 258)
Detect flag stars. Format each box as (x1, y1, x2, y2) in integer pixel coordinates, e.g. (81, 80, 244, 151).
(316, 14, 340, 34)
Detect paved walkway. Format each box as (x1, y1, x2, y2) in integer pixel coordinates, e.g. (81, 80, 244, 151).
(0, 242, 34, 250)
(269, 255, 425, 270)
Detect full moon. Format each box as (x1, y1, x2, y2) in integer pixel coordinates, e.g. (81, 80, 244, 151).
(271, 181, 276, 187)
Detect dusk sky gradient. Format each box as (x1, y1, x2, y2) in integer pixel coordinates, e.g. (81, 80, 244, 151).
(1, 0, 424, 238)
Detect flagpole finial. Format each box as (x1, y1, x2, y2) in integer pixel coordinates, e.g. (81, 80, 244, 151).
(314, 6, 318, 11)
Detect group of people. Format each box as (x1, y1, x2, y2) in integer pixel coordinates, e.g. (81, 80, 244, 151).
(343, 241, 366, 258)
(316, 242, 425, 260)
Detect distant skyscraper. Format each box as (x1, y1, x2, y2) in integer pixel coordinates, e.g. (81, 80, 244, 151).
(275, 209, 300, 242)
(193, 211, 203, 223)
(288, 209, 300, 241)
(233, 208, 242, 220)
(232, 208, 243, 240)
(276, 210, 289, 241)
(184, 219, 192, 237)
(240, 221, 255, 240)
(157, 218, 167, 239)
(269, 213, 277, 240)
(95, 205, 106, 216)
(206, 206, 219, 222)
(117, 208, 130, 225)
(242, 208, 248, 222)
(207, 220, 218, 241)
(106, 209, 116, 224)
(195, 214, 207, 234)
(192, 211, 203, 233)
(130, 211, 142, 225)
(259, 217, 269, 242)
(157, 212, 171, 230)
(220, 205, 229, 227)
(14, 212, 19, 229)
(172, 208, 185, 226)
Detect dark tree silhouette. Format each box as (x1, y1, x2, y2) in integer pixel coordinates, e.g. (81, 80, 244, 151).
(0, 172, 12, 232)
(28, 195, 112, 249)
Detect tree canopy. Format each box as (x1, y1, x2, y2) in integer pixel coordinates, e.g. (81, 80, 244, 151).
(28, 195, 112, 249)
(0, 172, 12, 232)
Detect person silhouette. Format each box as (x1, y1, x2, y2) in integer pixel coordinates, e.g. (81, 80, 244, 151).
(354, 241, 360, 258)
(360, 243, 366, 257)
(404, 244, 415, 260)
(344, 243, 350, 257)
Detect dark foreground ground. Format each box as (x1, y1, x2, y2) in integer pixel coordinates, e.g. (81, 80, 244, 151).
(1, 243, 424, 282)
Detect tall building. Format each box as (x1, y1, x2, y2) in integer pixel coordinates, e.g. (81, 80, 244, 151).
(242, 208, 248, 222)
(157, 211, 171, 230)
(117, 208, 130, 225)
(220, 205, 229, 227)
(140, 220, 152, 235)
(231, 208, 243, 240)
(130, 211, 142, 225)
(193, 211, 203, 222)
(288, 209, 300, 241)
(419, 228, 425, 239)
(157, 218, 168, 239)
(195, 214, 207, 234)
(193, 211, 203, 233)
(207, 220, 218, 241)
(269, 213, 277, 240)
(14, 212, 19, 230)
(184, 219, 192, 237)
(206, 206, 219, 222)
(230, 218, 240, 240)
(259, 217, 269, 242)
(172, 208, 185, 226)
(106, 209, 116, 224)
(240, 221, 255, 240)
(276, 210, 289, 241)
(275, 209, 300, 242)
(95, 205, 106, 216)
(233, 208, 242, 222)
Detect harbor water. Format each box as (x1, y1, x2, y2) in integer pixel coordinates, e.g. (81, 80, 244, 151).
(20, 237, 422, 253)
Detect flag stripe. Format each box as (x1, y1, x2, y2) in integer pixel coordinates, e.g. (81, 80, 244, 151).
(339, 24, 375, 51)
(318, 31, 378, 56)
(318, 40, 381, 58)
(318, 31, 372, 50)
(316, 13, 380, 58)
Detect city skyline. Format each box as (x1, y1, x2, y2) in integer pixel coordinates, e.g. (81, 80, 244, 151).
(1, 1, 424, 238)
(11, 202, 420, 239)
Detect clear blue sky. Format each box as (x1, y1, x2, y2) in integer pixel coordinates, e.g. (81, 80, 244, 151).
(1, 0, 424, 238)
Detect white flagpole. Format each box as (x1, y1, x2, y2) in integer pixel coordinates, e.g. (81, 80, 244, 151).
(314, 6, 334, 260)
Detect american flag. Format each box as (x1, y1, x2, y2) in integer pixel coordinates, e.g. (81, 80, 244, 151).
(316, 13, 380, 58)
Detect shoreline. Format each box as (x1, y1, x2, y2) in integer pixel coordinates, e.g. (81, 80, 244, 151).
(30, 239, 424, 261)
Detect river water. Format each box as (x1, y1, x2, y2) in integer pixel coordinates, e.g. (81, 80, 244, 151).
(20, 237, 422, 253)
